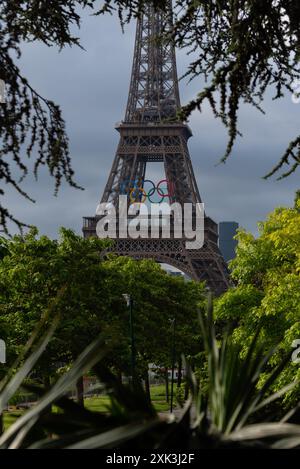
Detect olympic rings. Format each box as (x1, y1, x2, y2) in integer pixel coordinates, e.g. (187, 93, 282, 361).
(120, 177, 175, 204)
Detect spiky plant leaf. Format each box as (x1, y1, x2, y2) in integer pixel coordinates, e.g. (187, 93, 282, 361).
(0, 335, 108, 448)
(0, 317, 59, 414)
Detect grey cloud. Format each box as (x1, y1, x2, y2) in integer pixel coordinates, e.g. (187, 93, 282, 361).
(2, 11, 299, 238)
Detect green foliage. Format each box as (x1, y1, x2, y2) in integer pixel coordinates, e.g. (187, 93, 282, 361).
(7, 391, 37, 407)
(82, 385, 170, 414)
(0, 0, 90, 231)
(0, 300, 300, 449)
(215, 200, 300, 408)
(175, 384, 185, 407)
(0, 228, 205, 385)
(0, 228, 112, 380)
(215, 285, 263, 324)
(0, 238, 8, 260)
(294, 190, 300, 210)
(99, 255, 205, 379)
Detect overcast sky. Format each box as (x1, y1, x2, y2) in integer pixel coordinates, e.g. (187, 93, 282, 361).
(3, 10, 300, 238)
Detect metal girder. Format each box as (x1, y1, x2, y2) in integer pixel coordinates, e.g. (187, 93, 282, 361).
(83, 1, 230, 295)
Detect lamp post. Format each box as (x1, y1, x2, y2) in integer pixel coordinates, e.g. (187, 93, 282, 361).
(0, 339, 6, 365)
(122, 294, 135, 387)
(0, 339, 6, 435)
(170, 317, 176, 413)
(0, 79, 6, 104)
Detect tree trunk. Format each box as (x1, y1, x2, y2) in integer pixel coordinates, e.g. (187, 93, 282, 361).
(76, 376, 84, 407)
(184, 380, 189, 401)
(144, 370, 151, 403)
(43, 375, 52, 414)
(165, 368, 169, 403)
(116, 369, 122, 385)
(177, 356, 182, 388)
(44, 375, 51, 389)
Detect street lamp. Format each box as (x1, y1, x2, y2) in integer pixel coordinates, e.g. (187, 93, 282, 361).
(122, 294, 135, 387)
(0, 80, 6, 104)
(0, 339, 6, 435)
(170, 317, 176, 413)
(0, 339, 6, 364)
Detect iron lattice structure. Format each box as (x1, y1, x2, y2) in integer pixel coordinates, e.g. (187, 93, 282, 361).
(83, 2, 229, 295)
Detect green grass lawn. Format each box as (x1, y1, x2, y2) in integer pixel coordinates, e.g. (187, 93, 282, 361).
(3, 410, 24, 431)
(149, 384, 171, 412)
(84, 384, 171, 413)
(84, 395, 112, 413)
(3, 384, 172, 430)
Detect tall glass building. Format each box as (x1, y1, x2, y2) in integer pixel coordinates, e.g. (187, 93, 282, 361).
(219, 222, 239, 264)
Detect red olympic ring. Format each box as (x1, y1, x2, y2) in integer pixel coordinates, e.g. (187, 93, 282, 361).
(156, 179, 175, 198)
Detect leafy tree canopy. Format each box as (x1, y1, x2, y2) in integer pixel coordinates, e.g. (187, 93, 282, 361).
(215, 198, 300, 408)
(0, 228, 205, 383)
(103, 255, 205, 376)
(0, 228, 112, 380)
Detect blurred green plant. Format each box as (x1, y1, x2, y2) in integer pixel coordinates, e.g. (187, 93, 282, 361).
(0, 228, 205, 404)
(0, 298, 299, 449)
(215, 198, 300, 409)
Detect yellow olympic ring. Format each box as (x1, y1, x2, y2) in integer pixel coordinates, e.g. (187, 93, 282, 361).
(129, 186, 147, 203)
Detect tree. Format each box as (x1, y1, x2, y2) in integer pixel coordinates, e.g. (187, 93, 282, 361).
(0, 227, 112, 402)
(0, 230, 205, 404)
(101, 256, 205, 400)
(1, 297, 300, 449)
(0, 1, 94, 231)
(1, 1, 300, 230)
(215, 197, 300, 409)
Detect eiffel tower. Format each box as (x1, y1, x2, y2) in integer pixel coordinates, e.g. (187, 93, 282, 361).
(83, 2, 229, 295)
